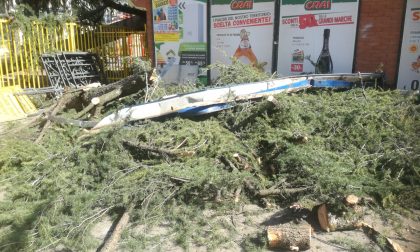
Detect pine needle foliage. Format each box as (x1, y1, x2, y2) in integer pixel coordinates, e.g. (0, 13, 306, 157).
(9, 4, 74, 38)
(223, 89, 419, 208)
(209, 58, 272, 85)
(0, 86, 419, 250)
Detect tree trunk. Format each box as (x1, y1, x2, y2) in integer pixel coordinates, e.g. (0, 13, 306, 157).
(74, 75, 143, 119)
(82, 75, 142, 102)
(314, 203, 362, 232)
(99, 204, 134, 252)
(267, 223, 311, 251)
(76, 87, 124, 119)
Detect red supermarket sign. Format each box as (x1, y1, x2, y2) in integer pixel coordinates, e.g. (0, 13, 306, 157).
(413, 10, 420, 21)
(304, 0, 331, 10)
(231, 0, 253, 10)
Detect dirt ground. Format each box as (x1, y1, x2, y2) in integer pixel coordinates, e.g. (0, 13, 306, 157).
(88, 204, 420, 252)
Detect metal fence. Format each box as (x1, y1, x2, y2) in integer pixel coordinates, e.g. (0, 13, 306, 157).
(0, 19, 147, 89)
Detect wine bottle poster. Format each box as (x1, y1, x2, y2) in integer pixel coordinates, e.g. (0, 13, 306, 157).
(152, 0, 208, 85)
(210, 0, 275, 79)
(277, 0, 359, 76)
(397, 0, 420, 90)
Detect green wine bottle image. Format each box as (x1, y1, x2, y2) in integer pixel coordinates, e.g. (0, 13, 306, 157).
(316, 29, 333, 74)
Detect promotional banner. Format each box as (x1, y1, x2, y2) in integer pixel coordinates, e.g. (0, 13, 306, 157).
(210, 0, 275, 78)
(397, 0, 420, 90)
(277, 0, 359, 76)
(152, 0, 207, 84)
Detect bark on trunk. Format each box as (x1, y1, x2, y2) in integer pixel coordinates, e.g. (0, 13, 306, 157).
(99, 204, 134, 252)
(82, 75, 141, 102)
(76, 75, 142, 119)
(77, 87, 124, 119)
(267, 223, 311, 251)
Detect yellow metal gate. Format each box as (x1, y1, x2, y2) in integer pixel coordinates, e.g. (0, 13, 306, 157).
(0, 19, 148, 89)
(0, 19, 147, 122)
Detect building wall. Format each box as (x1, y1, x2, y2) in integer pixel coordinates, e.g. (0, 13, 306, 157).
(354, 0, 405, 87)
(129, 0, 155, 65)
(139, 0, 406, 87)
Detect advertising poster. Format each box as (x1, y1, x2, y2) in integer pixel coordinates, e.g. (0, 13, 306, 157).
(152, 0, 207, 84)
(277, 0, 359, 76)
(210, 0, 275, 78)
(397, 0, 420, 90)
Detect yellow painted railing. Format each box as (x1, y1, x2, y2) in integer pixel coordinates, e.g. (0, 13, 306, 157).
(0, 19, 148, 89)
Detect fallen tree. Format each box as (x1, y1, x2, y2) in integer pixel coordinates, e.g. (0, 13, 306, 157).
(0, 61, 418, 251)
(33, 74, 144, 142)
(75, 74, 145, 119)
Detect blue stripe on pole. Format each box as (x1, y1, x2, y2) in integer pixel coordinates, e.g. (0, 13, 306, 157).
(177, 80, 352, 116)
(312, 80, 353, 88)
(178, 103, 233, 116)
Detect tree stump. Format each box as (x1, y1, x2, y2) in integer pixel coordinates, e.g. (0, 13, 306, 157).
(267, 223, 311, 251)
(314, 203, 363, 232)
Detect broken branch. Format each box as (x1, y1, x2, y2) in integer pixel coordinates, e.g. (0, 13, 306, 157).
(257, 186, 310, 197)
(122, 141, 194, 158)
(98, 204, 134, 252)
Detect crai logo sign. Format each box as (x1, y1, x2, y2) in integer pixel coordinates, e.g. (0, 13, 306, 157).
(230, 0, 253, 10)
(304, 0, 331, 10)
(413, 9, 420, 21)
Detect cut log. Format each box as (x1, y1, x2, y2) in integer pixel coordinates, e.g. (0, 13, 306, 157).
(344, 194, 359, 206)
(316, 204, 330, 232)
(267, 222, 311, 251)
(91, 97, 101, 105)
(267, 95, 280, 107)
